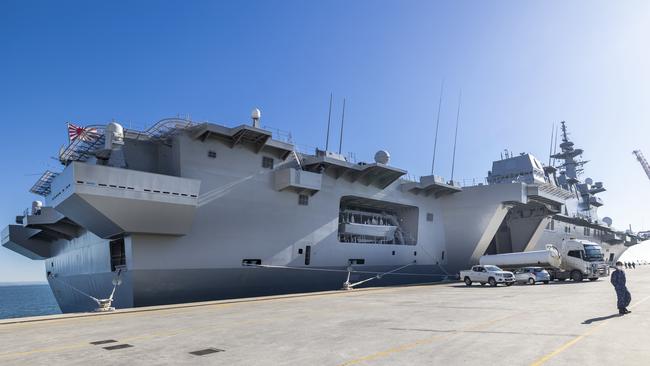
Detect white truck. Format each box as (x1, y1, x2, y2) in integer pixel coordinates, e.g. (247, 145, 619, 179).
(459, 265, 516, 287)
(479, 239, 609, 282)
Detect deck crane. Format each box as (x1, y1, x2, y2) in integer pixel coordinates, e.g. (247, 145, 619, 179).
(633, 150, 650, 182)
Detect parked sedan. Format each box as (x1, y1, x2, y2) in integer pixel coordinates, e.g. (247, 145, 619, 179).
(513, 267, 550, 285)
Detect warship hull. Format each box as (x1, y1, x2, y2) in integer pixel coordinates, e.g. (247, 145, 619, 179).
(49, 264, 445, 312)
(5, 117, 633, 313)
(6, 119, 564, 313)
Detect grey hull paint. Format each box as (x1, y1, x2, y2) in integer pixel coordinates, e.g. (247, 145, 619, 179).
(51, 265, 445, 312)
(132, 265, 447, 307)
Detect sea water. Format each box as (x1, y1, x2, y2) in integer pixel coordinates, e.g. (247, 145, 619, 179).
(0, 284, 61, 320)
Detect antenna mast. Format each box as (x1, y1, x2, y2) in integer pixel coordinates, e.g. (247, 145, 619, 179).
(338, 98, 346, 154)
(548, 123, 554, 166)
(552, 123, 559, 166)
(431, 80, 445, 175)
(325, 93, 333, 151)
(450, 90, 462, 182)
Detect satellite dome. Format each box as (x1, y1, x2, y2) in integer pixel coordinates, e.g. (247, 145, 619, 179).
(603, 217, 613, 227)
(105, 122, 125, 150)
(374, 150, 390, 164)
(106, 122, 124, 136)
(251, 108, 261, 128)
(251, 108, 261, 120)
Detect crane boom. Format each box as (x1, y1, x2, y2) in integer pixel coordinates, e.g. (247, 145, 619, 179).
(633, 150, 650, 181)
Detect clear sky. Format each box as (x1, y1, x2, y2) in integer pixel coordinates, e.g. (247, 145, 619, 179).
(1, 0, 649, 282)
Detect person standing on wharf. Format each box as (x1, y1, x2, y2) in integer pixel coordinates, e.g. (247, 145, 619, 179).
(611, 261, 632, 315)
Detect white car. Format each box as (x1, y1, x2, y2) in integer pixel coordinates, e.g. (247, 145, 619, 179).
(513, 267, 551, 285)
(459, 265, 515, 287)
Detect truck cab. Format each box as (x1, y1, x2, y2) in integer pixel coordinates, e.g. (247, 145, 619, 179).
(557, 239, 609, 281)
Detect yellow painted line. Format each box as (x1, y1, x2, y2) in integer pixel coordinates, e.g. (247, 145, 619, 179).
(529, 327, 600, 366)
(530, 294, 650, 366)
(338, 334, 449, 366)
(337, 314, 516, 366)
(0, 326, 187, 360)
(0, 304, 272, 360)
(0, 282, 445, 330)
(0, 283, 453, 359)
(0, 341, 91, 359)
(0, 301, 235, 330)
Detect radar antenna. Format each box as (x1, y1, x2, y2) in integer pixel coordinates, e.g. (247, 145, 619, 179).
(633, 150, 650, 182)
(431, 79, 445, 174)
(550, 121, 585, 182)
(548, 123, 555, 166)
(338, 98, 346, 154)
(450, 90, 462, 182)
(325, 93, 333, 151)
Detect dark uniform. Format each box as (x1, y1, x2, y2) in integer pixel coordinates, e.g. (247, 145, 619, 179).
(611, 268, 631, 313)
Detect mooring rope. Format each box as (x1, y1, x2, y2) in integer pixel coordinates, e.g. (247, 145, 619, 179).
(48, 269, 122, 306)
(48, 274, 102, 304)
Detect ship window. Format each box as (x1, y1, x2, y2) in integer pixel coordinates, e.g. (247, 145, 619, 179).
(305, 246, 311, 265)
(442, 251, 445, 260)
(392, 251, 395, 255)
(207, 150, 217, 158)
(262, 156, 274, 169)
(298, 248, 303, 254)
(109, 238, 126, 272)
(242, 259, 262, 265)
(426, 213, 434, 222)
(298, 194, 309, 206)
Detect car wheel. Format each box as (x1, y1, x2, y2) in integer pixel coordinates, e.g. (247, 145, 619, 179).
(488, 277, 497, 287)
(528, 278, 535, 285)
(571, 270, 584, 282)
(464, 277, 472, 286)
(543, 281, 549, 284)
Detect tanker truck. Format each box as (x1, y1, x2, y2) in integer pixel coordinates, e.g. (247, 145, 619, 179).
(479, 239, 609, 282)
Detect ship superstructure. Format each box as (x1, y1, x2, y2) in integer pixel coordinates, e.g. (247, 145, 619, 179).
(482, 121, 643, 263)
(3, 112, 571, 312)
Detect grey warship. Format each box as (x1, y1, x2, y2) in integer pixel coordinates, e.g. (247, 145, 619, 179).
(2, 110, 576, 312)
